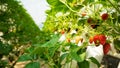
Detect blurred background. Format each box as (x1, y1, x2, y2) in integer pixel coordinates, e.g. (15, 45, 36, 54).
(21, 0, 49, 28)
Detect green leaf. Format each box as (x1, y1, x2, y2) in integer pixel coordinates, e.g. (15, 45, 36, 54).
(47, 0, 68, 12)
(31, 34, 60, 55)
(82, 0, 95, 5)
(25, 62, 40, 68)
(0, 42, 13, 55)
(25, 46, 34, 53)
(17, 54, 32, 62)
(113, 38, 120, 50)
(60, 53, 68, 62)
(89, 57, 101, 68)
(77, 60, 89, 68)
(41, 34, 60, 47)
(70, 52, 85, 62)
(48, 46, 59, 57)
(33, 34, 60, 47)
(118, 15, 120, 23)
(47, 0, 62, 6)
(31, 47, 45, 55)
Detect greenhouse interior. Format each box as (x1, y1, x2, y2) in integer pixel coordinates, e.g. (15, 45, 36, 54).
(0, 0, 120, 68)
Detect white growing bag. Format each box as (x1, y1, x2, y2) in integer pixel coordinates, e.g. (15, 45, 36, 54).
(86, 45, 104, 68)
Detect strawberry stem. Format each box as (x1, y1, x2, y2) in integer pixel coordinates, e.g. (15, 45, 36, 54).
(107, 0, 120, 14)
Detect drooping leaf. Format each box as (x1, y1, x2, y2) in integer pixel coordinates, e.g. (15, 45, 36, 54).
(25, 62, 40, 68)
(113, 38, 120, 50)
(89, 57, 101, 68)
(17, 54, 32, 62)
(60, 53, 68, 62)
(41, 34, 61, 47)
(70, 52, 85, 62)
(77, 60, 89, 68)
(31, 47, 45, 55)
(48, 44, 60, 57)
(47, 0, 61, 6)
(25, 46, 35, 53)
(31, 34, 60, 55)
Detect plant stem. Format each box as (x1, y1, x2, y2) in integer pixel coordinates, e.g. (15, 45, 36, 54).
(70, 60, 72, 68)
(107, 0, 120, 13)
(60, 1, 77, 13)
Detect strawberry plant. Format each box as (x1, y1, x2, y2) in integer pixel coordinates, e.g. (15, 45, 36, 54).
(16, 0, 120, 68)
(0, 0, 47, 67)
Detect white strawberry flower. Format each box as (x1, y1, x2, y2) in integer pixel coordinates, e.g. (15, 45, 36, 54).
(54, 31, 58, 34)
(0, 32, 3, 36)
(77, 41, 82, 46)
(70, 39, 75, 43)
(59, 34, 66, 42)
(70, 30, 77, 35)
(55, 12, 63, 17)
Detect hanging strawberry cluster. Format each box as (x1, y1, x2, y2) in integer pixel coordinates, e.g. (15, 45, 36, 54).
(41, 0, 120, 68)
(89, 34, 111, 55)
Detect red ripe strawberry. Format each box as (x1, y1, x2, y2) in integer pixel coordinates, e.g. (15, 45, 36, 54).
(93, 35, 100, 45)
(61, 30, 65, 34)
(89, 37, 93, 44)
(103, 43, 111, 55)
(80, 38, 83, 43)
(87, 18, 92, 23)
(99, 34, 106, 45)
(93, 34, 106, 46)
(67, 38, 71, 42)
(101, 13, 109, 20)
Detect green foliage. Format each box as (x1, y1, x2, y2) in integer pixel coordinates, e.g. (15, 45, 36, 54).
(47, 0, 62, 6)
(47, 0, 68, 12)
(25, 62, 40, 68)
(40, 34, 61, 47)
(77, 60, 89, 68)
(41, 0, 120, 68)
(17, 54, 32, 62)
(0, 0, 50, 67)
(70, 52, 85, 62)
(60, 53, 68, 62)
(0, 0, 41, 45)
(113, 38, 120, 50)
(0, 41, 12, 56)
(0, 0, 118, 67)
(89, 57, 101, 68)
(32, 34, 60, 55)
(0, 60, 8, 68)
